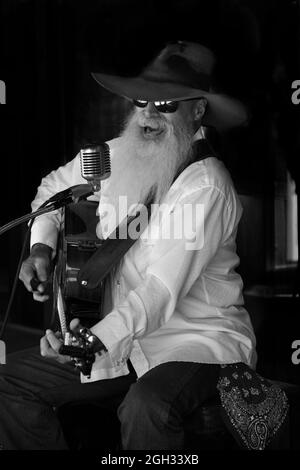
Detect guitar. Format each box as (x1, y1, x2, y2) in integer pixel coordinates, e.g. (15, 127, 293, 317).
(50, 197, 151, 376)
(52, 199, 106, 334)
(52, 197, 150, 333)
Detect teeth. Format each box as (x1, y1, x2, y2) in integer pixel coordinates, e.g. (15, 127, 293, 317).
(142, 125, 162, 137)
(144, 126, 157, 132)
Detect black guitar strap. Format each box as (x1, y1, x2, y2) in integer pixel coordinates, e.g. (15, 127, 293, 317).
(77, 201, 151, 291)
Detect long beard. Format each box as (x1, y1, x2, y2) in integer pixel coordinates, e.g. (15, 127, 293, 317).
(96, 108, 194, 239)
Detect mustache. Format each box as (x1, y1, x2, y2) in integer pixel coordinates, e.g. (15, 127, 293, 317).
(122, 108, 174, 135)
(126, 109, 167, 130)
(137, 116, 174, 136)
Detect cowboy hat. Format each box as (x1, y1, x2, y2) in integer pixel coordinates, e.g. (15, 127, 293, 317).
(92, 40, 249, 130)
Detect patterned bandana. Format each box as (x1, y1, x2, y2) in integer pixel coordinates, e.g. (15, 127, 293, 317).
(217, 363, 289, 450)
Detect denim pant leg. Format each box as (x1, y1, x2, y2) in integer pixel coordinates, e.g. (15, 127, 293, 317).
(118, 361, 220, 450)
(0, 347, 136, 450)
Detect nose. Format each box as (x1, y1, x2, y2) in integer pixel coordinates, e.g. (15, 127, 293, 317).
(143, 102, 160, 118)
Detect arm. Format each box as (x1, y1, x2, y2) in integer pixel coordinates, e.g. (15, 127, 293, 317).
(30, 153, 85, 255)
(19, 154, 86, 301)
(19, 136, 118, 303)
(30, 137, 119, 251)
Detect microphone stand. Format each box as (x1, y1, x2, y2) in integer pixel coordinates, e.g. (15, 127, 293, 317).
(0, 204, 60, 236)
(0, 184, 94, 236)
(0, 183, 94, 339)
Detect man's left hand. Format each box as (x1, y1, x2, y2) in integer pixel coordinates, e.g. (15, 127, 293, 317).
(40, 330, 71, 364)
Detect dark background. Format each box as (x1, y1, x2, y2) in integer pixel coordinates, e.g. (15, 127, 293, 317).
(0, 0, 300, 383)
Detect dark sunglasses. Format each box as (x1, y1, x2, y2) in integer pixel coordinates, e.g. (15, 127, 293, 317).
(133, 99, 179, 113)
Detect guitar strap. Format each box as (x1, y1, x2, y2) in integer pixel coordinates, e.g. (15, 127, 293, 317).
(77, 201, 151, 292)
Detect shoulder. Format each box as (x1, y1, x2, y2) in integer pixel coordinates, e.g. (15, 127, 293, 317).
(173, 157, 240, 206)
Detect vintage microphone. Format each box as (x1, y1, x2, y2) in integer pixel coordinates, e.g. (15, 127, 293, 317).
(80, 143, 111, 192)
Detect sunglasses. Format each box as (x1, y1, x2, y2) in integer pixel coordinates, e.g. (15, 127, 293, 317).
(133, 99, 179, 113)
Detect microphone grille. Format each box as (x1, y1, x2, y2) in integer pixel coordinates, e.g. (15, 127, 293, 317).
(80, 143, 111, 182)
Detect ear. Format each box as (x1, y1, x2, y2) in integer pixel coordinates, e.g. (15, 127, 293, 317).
(193, 98, 207, 121)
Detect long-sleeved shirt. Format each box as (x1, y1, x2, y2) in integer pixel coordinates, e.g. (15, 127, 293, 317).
(31, 137, 257, 383)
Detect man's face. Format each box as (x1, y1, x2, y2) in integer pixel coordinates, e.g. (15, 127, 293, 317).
(97, 98, 197, 238)
(133, 100, 196, 142)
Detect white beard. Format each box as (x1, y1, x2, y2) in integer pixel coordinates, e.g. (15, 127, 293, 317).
(96, 107, 194, 239)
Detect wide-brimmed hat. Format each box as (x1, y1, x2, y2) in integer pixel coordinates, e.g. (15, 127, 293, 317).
(92, 41, 249, 130)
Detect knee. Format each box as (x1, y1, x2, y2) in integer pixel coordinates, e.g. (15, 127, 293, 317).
(118, 379, 163, 424)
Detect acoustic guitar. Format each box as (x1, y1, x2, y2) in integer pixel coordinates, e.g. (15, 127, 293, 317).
(52, 197, 151, 335)
(48, 197, 151, 376)
(52, 199, 105, 333)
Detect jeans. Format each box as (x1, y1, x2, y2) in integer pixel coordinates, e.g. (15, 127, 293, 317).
(0, 347, 220, 450)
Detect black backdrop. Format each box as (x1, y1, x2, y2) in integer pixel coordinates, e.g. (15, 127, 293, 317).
(0, 0, 299, 329)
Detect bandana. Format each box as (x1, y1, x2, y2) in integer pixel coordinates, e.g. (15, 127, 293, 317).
(217, 363, 289, 450)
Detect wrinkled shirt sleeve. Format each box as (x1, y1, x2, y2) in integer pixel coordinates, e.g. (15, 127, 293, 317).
(91, 186, 233, 367)
(30, 154, 86, 256)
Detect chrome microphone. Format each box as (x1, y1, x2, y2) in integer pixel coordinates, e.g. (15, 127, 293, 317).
(80, 143, 111, 192)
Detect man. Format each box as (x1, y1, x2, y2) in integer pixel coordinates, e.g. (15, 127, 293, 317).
(0, 41, 287, 450)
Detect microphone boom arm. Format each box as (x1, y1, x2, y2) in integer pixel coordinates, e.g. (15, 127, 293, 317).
(0, 184, 94, 236)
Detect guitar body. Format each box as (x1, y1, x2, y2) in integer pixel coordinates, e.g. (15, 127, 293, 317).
(53, 200, 105, 329)
(52, 197, 150, 333)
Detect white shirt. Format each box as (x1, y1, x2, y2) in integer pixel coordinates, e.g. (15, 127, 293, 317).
(31, 137, 257, 382)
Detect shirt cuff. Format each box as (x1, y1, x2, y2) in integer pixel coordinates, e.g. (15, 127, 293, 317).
(30, 217, 59, 258)
(90, 274, 171, 368)
(90, 312, 134, 369)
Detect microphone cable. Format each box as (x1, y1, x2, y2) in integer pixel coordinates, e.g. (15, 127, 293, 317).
(0, 196, 56, 340)
(0, 219, 34, 340)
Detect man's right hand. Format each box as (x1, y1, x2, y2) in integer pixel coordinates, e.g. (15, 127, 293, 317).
(19, 243, 53, 302)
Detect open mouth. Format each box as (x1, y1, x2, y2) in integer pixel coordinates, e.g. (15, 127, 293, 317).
(142, 125, 164, 139)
